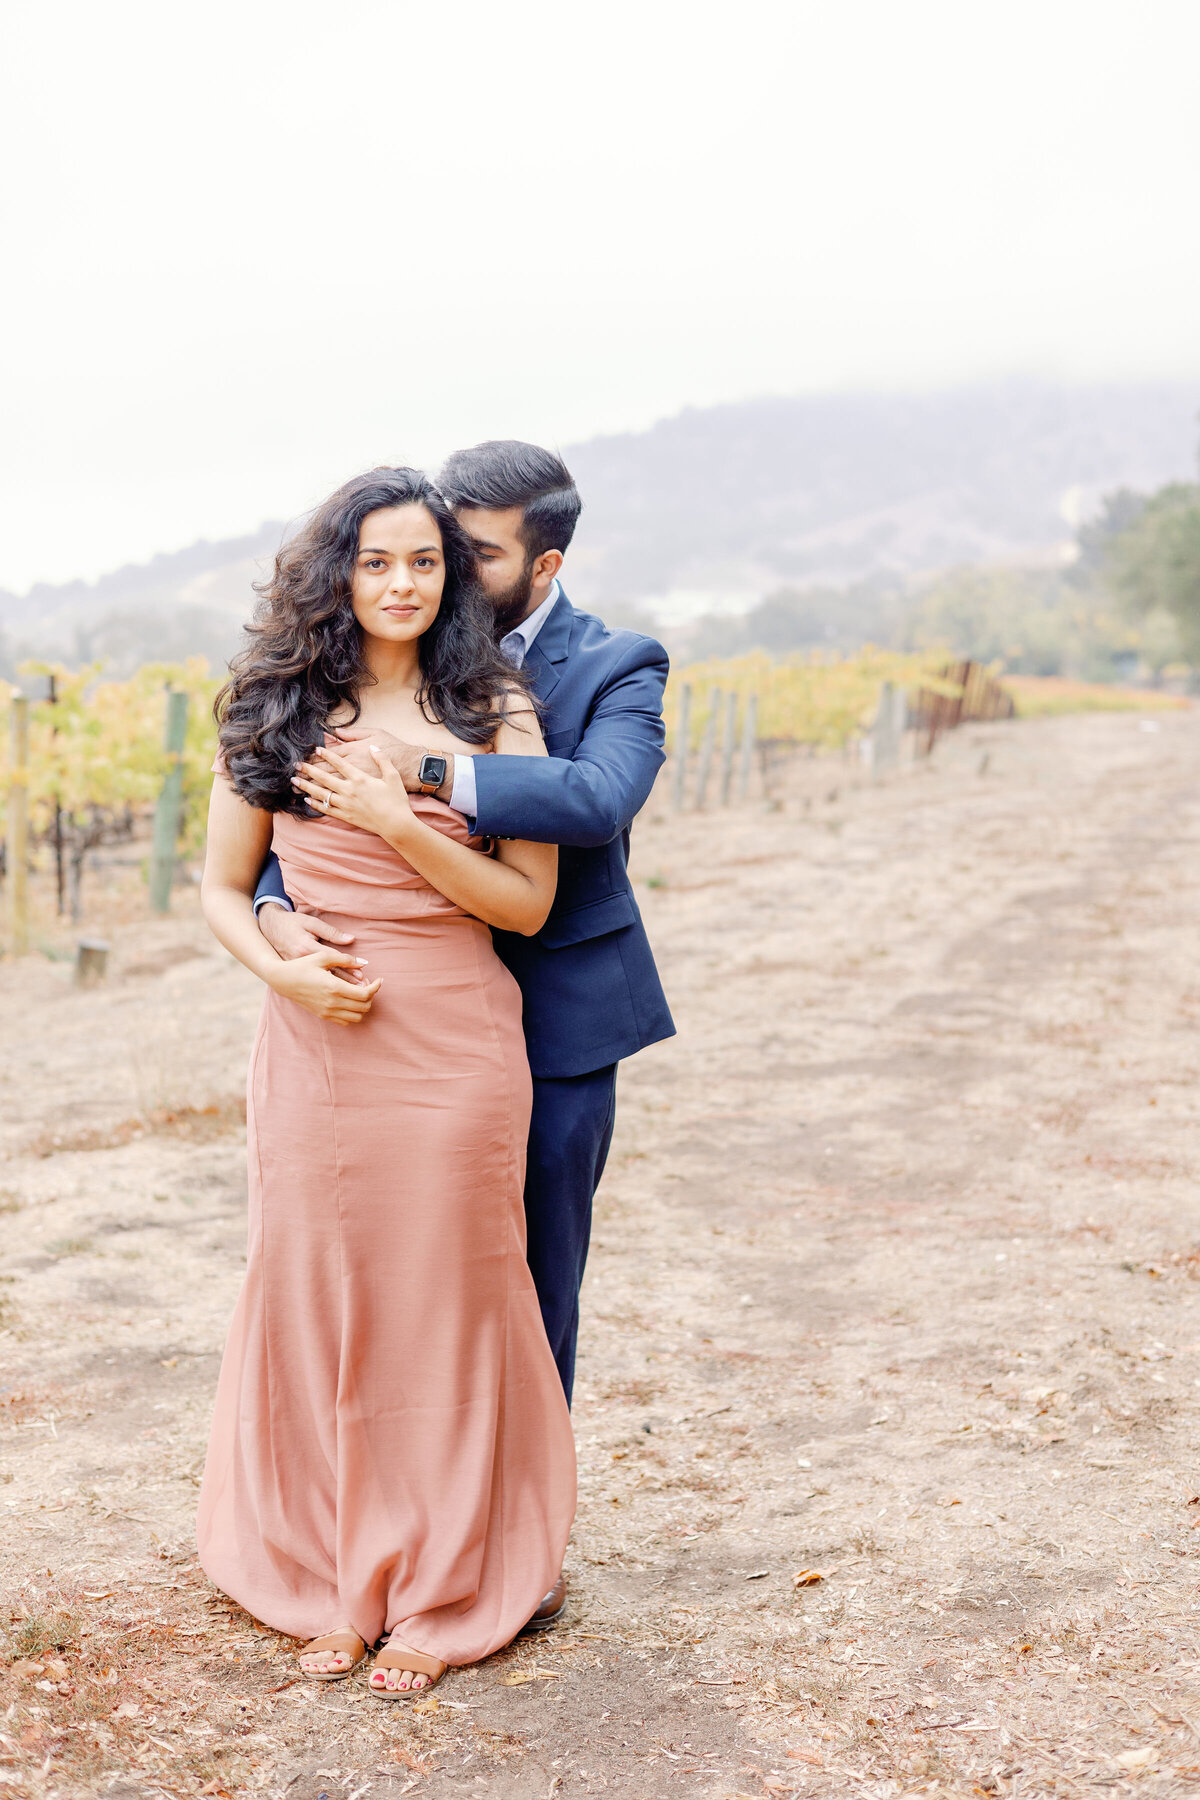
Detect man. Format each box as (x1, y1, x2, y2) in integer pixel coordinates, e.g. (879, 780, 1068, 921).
(254, 441, 674, 1622)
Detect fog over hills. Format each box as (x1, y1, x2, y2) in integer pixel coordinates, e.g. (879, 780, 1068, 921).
(568, 381, 1200, 619)
(0, 522, 289, 680)
(3, 380, 1197, 678)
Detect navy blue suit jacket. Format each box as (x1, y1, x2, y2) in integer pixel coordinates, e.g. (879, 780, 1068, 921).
(254, 590, 675, 1079)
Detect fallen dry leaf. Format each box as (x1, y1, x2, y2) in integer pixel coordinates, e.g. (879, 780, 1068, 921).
(111, 1702, 140, 1719)
(44, 1658, 68, 1680)
(499, 1667, 561, 1685)
(12, 1660, 45, 1677)
(411, 1695, 439, 1715)
(1116, 1747, 1160, 1771)
(792, 1568, 823, 1587)
(787, 1749, 823, 1764)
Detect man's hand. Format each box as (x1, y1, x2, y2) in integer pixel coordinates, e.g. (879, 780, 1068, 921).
(322, 727, 433, 792)
(258, 902, 363, 978)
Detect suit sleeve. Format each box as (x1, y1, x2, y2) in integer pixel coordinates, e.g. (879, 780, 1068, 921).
(470, 637, 668, 848)
(252, 850, 294, 913)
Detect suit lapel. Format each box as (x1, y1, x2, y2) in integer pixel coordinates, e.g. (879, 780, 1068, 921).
(523, 592, 573, 706)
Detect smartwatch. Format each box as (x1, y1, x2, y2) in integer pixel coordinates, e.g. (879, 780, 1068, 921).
(417, 753, 449, 796)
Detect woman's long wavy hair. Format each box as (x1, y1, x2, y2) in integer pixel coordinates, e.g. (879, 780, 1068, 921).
(216, 467, 526, 813)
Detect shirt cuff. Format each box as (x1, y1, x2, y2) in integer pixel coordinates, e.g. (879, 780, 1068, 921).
(254, 894, 295, 915)
(448, 754, 478, 819)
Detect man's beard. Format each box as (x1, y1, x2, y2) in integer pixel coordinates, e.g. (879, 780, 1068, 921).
(487, 558, 537, 637)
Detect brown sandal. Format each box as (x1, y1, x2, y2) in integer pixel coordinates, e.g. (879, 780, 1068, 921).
(298, 1629, 368, 1681)
(369, 1641, 447, 1700)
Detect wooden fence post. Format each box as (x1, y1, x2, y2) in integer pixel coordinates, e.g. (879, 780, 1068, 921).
(737, 693, 758, 800)
(47, 672, 65, 915)
(866, 680, 906, 775)
(149, 689, 189, 915)
(75, 938, 110, 986)
(718, 690, 739, 806)
(7, 693, 29, 956)
(671, 682, 692, 814)
(694, 688, 721, 810)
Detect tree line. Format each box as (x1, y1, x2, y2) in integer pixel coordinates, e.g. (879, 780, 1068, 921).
(683, 458, 1200, 685)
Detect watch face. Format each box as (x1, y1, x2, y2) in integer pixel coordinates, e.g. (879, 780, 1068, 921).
(420, 755, 448, 786)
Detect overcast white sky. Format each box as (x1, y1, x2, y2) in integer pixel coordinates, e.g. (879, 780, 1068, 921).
(2, 0, 1198, 591)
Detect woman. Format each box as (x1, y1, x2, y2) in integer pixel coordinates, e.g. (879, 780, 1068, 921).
(197, 467, 576, 1697)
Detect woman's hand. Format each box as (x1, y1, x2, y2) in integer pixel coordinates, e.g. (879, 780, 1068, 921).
(292, 744, 414, 840)
(268, 945, 382, 1025)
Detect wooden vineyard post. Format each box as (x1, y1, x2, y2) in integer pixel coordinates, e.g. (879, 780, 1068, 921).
(75, 938, 110, 986)
(671, 682, 692, 813)
(48, 671, 65, 914)
(149, 689, 189, 915)
(718, 689, 739, 806)
(7, 693, 29, 956)
(737, 692, 758, 800)
(693, 688, 721, 809)
(866, 681, 906, 775)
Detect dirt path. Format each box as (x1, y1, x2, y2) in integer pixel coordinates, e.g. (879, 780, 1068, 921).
(4, 708, 1200, 1800)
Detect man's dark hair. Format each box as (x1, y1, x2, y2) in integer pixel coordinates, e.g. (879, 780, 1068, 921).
(437, 440, 582, 560)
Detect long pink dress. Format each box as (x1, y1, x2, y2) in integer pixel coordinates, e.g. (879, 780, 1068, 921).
(197, 798, 576, 1661)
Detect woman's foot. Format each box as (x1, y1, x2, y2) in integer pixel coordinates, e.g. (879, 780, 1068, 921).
(371, 1661, 431, 1694)
(369, 1640, 447, 1698)
(298, 1629, 367, 1679)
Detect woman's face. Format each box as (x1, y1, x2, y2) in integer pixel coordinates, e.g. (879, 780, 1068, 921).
(350, 504, 446, 644)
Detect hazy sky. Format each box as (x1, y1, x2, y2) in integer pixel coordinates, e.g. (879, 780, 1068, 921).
(3, 0, 1198, 591)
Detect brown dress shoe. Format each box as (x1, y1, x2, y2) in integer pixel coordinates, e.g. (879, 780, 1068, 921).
(520, 1572, 567, 1633)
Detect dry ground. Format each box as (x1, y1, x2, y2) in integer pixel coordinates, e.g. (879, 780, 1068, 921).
(4, 708, 1200, 1800)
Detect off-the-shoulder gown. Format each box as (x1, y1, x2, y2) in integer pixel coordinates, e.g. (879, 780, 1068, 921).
(197, 796, 576, 1662)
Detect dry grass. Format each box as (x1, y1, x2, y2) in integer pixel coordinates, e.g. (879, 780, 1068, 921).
(21, 1102, 247, 1164)
(1005, 674, 1189, 716)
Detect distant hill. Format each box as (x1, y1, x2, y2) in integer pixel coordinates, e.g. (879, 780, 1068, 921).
(566, 380, 1200, 616)
(0, 522, 288, 680)
(3, 379, 1197, 677)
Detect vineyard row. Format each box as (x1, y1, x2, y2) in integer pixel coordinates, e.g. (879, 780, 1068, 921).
(3, 647, 1174, 950)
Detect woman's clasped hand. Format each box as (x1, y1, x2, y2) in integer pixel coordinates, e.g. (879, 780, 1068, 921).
(270, 944, 381, 1024)
(291, 743, 415, 840)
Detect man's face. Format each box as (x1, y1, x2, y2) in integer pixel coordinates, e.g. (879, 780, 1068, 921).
(455, 504, 538, 634)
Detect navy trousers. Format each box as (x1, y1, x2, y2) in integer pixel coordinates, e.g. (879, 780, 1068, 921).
(524, 1063, 618, 1406)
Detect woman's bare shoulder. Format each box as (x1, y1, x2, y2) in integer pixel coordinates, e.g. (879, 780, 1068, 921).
(491, 692, 545, 757)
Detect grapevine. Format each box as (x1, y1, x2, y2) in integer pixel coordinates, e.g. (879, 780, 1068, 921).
(664, 647, 960, 752)
(1, 659, 221, 918)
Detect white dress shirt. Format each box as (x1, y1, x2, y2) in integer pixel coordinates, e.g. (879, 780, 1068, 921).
(447, 579, 560, 819)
